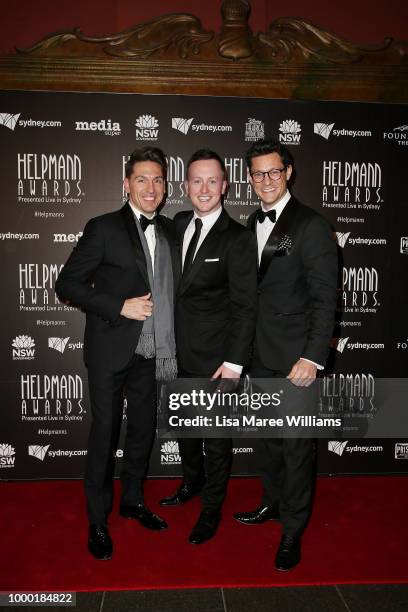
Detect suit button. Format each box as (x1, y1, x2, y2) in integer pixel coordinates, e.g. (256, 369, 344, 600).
(257, 289, 261, 295)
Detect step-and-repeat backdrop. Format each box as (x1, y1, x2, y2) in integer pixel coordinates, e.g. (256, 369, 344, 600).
(1, 90, 407, 479)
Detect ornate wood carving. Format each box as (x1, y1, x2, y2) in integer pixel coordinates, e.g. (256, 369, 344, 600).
(0, 0, 407, 101)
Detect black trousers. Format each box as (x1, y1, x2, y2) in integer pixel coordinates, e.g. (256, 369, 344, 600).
(178, 371, 232, 512)
(252, 353, 314, 537)
(85, 354, 156, 525)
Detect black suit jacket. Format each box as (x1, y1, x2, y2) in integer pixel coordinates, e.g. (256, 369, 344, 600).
(248, 197, 338, 374)
(55, 202, 179, 372)
(174, 208, 258, 376)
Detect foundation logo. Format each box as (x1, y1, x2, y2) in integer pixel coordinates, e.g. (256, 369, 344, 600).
(245, 118, 265, 142)
(395, 443, 408, 459)
(0, 444, 16, 468)
(28, 444, 50, 461)
(20, 373, 85, 422)
(74, 119, 121, 136)
(12, 335, 36, 360)
(401, 237, 408, 254)
(17, 153, 83, 204)
(279, 119, 301, 145)
(160, 440, 181, 465)
(172, 117, 194, 135)
(328, 440, 348, 456)
(383, 125, 408, 147)
(0, 112, 20, 130)
(135, 115, 159, 140)
(48, 337, 69, 354)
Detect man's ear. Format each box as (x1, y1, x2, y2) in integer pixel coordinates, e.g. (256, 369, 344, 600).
(286, 165, 293, 181)
(123, 177, 129, 194)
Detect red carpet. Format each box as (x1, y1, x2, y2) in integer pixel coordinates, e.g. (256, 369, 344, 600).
(1, 477, 407, 591)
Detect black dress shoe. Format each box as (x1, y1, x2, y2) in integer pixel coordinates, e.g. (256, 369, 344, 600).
(233, 504, 280, 525)
(275, 534, 301, 571)
(159, 481, 203, 506)
(119, 504, 168, 530)
(88, 524, 112, 560)
(189, 510, 220, 544)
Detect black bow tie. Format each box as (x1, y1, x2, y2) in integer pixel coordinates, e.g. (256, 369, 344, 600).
(139, 215, 156, 232)
(257, 209, 276, 224)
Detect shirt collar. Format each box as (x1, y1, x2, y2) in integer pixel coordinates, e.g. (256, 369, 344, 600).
(193, 205, 222, 229)
(128, 200, 156, 221)
(260, 189, 291, 219)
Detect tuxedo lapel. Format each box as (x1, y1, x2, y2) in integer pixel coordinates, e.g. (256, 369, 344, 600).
(121, 202, 150, 288)
(258, 198, 299, 282)
(179, 209, 229, 294)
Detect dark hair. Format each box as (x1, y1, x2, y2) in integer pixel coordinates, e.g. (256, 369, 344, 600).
(125, 146, 167, 179)
(186, 148, 227, 179)
(245, 138, 293, 171)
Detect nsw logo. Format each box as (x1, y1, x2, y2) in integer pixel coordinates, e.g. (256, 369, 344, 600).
(0, 112, 21, 131)
(28, 444, 50, 461)
(0, 443, 16, 468)
(12, 335, 35, 360)
(160, 440, 181, 465)
(172, 117, 194, 135)
(279, 119, 301, 145)
(135, 115, 159, 140)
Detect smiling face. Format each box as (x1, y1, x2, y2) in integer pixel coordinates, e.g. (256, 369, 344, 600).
(185, 158, 227, 217)
(248, 152, 292, 210)
(124, 160, 165, 216)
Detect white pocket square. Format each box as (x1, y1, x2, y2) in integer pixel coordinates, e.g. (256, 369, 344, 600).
(205, 258, 220, 262)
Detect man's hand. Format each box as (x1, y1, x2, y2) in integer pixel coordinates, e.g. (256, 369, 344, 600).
(211, 364, 240, 392)
(287, 358, 316, 387)
(120, 293, 153, 321)
(211, 364, 241, 379)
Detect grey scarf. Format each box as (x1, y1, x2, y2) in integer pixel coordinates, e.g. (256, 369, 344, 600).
(134, 217, 177, 381)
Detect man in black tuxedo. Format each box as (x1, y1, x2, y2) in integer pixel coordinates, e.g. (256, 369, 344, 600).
(56, 147, 178, 560)
(234, 139, 338, 571)
(159, 149, 258, 544)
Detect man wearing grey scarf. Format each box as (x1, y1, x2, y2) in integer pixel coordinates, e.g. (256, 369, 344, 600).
(56, 147, 179, 560)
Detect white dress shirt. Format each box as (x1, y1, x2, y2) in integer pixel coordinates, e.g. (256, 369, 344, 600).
(183, 205, 242, 375)
(255, 190, 323, 371)
(129, 203, 156, 274)
(182, 206, 222, 267)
